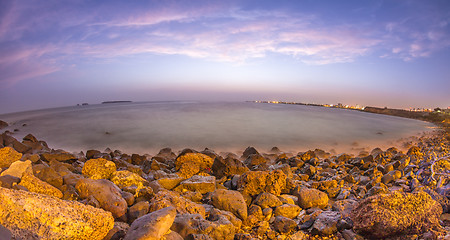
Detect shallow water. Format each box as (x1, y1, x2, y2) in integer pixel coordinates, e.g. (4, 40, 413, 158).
(0, 101, 434, 155)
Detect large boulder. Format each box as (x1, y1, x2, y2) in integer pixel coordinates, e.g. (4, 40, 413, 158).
(18, 173, 63, 199)
(0, 147, 22, 169)
(0, 187, 114, 240)
(253, 192, 283, 209)
(273, 204, 301, 219)
(34, 166, 64, 189)
(311, 211, 340, 236)
(171, 213, 236, 240)
(237, 170, 286, 196)
(211, 189, 248, 220)
(40, 151, 77, 162)
(211, 156, 249, 178)
(75, 178, 128, 218)
(149, 190, 206, 218)
(124, 206, 177, 240)
(0, 160, 32, 178)
(175, 175, 216, 194)
(82, 158, 116, 180)
(175, 153, 214, 179)
(294, 187, 329, 209)
(351, 191, 443, 239)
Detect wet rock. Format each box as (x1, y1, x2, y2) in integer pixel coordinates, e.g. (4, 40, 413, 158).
(40, 151, 77, 162)
(242, 147, 259, 159)
(294, 187, 329, 209)
(0, 120, 8, 129)
(124, 206, 176, 240)
(2, 134, 32, 154)
(175, 175, 215, 194)
(175, 153, 214, 179)
(351, 191, 443, 239)
(0, 187, 114, 240)
(274, 203, 301, 219)
(211, 156, 249, 178)
(211, 189, 248, 220)
(0, 160, 32, 178)
(237, 170, 286, 196)
(273, 215, 296, 234)
(0, 175, 20, 188)
(0, 147, 22, 169)
(34, 166, 63, 189)
(76, 178, 128, 218)
(149, 190, 206, 218)
(82, 158, 117, 179)
(171, 213, 236, 240)
(311, 211, 340, 236)
(19, 173, 63, 198)
(253, 192, 283, 209)
(128, 201, 150, 223)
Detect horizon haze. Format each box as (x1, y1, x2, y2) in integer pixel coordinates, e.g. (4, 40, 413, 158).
(1, 0, 449, 114)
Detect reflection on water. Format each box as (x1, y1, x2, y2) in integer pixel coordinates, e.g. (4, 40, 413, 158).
(0, 101, 434, 155)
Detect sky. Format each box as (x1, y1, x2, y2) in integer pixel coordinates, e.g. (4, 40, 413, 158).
(0, 0, 449, 114)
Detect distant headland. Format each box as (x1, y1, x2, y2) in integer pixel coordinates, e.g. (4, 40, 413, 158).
(101, 101, 133, 104)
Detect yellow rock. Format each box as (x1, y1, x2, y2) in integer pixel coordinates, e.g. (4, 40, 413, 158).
(175, 153, 214, 179)
(0, 187, 114, 240)
(82, 158, 117, 179)
(19, 173, 63, 199)
(0, 147, 22, 169)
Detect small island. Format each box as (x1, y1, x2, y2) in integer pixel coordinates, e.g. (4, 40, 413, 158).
(101, 101, 133, 104)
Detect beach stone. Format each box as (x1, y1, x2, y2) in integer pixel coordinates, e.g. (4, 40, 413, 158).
(128, 201, 150, 223)
(272, 216, 296, 234)
(211, 189, 248, 220)
(0, 160, 32, 178)
(103, 222, 130, 240)
(175, 175, 215, 194)
(0, 187, 114, 240)
(121, 190, 135, 206)
(19, 173, 63, 198)
(332, 199, 357, 218)
(351, 191, 443, 239)
(34, 166, 64, 189)
(0, 147, 22, 169)
(171, 213, 236, 240)
(40, 151, 77, 162)
(210, 208, 242, 230)
(211, 156, 249, 178)
(124, 206, 176, 240)
(279, 194, 296, 205)
(311, 211, 340, 236)
(110, 170, 149, 196)
(253, 192, 283, 209)
(85, 149, 102, 159)
(0, 175, 20, 188)
(156, 176, 184, 190)
(295, 187, 329, 209)
(237, 170, 286, 196)
(149, 190, 206, 218)
(244, 154, 268, 170)
(175, 153, 214, 179)
(82, 158, 116, 179)
(0, 120, 8, 129)
(274, 204, 301, 219)
(75, 178, 128, 218)
(2, 134, 32, 154)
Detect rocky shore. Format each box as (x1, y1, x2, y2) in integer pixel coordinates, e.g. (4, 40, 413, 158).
(0, 119, 449, 239)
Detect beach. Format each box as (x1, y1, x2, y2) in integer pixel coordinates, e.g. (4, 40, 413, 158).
(0, 112, 449, 239)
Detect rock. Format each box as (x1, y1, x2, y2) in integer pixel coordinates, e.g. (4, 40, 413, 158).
(237, 170, 286, 196)
(311, 211, 340, 236)
(85, 149, 102, 159)
(103, 222, 129, 240)
(211, 189, 248, 220)
(0, 187, 114, 240)
(164, 231, 184, 240)
(272, 216, 296, 234)
(0, 147, 22, 169)
(1, 134, 32, 154)
(351, 191, 443, 239)
(41, 151, 77, 162)
(124, 206, 177, 240)
(175, 175, 216, 194)
(0, 223, 12, 240)
(175, 153, 214, 179)
(253, 192, 283, 209)
(242, 147, 259, 159)
(209, 208, 242, 230)
(82, 158, 116, 180)
(149, 190, 206, 218)
(171, 213, 236, 240)
(332, 199, 357, 218)
(128, 201, 150, 223)
(110, 170, 149, 197)
(211, 156, 249, 178)
(244, 154, 268, 170)
(341, 229, 365, 240)
(0, 120, 8, 129)
(18, 173, 63, 198)
(157, 176, 184, 190)
(294, 187, 329, 209)
(0, 160, 32, 178)
(34, 166, 64, 189)
(273, 204, 301, 219)
(0, 175, 20, 188)
(75, 178, 128, 218)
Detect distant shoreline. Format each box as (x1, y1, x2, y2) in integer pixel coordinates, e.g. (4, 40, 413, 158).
(101, 101, 133, 104)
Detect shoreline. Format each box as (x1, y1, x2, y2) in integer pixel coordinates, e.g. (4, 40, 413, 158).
(1, 118, 449, 239)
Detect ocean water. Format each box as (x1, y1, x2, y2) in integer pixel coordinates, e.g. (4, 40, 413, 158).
(0, 101, 434, 155)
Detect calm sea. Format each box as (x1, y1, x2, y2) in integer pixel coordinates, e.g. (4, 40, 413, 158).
(0, 101, 434, 155)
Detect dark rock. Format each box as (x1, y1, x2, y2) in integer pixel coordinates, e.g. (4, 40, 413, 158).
(242, 147, 259, 159)
(244, 154, 268, 170)
(171, 213, 236, 240)
(35, 166, 63, 189)
(0, 120, 8, 129)
(341, 229, 364, 240)
(121, 190, 135, 206)
(103, 222, 129, 240)
(41, 151, 77, 162)
(128, 201, 150, 223)
(124, 206, 176, 240)
(272, 216, 296, 234)
(211, 156, 249, 178)
(86, 150, 102, 159)
(351, 191, 443, 239)
(0, 175, 20, 188)
(311, 211, 340, 236)
(1, 134, 31, 154)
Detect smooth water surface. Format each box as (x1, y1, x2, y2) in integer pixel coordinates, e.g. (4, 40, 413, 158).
(0, 101, 434, 155)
